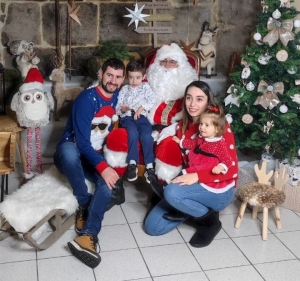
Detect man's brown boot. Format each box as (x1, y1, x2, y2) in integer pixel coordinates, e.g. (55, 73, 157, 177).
(68, 235, 101, 268)
(75, 205, 88, 233)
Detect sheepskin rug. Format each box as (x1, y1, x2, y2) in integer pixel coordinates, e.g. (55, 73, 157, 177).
(0, 165, 78, 236)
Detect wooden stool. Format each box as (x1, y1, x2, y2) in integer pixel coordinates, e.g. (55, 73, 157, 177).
(0, 113, 27, 174)
(235, 162, 288, 240)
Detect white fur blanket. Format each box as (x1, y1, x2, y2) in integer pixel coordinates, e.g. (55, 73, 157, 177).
(0, 165, 78, 235)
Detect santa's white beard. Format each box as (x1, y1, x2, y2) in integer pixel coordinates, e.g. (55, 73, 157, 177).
(90, 130, 107, 150)
(148, 67, 181, 102)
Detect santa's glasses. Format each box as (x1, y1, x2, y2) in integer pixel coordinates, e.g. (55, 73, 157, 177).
(159, 59, 178, 67)
(91, 123, 108, 130)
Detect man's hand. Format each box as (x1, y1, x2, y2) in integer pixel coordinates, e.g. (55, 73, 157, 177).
(171, 173, 198, 186)
(101, 167, 120, 189)
(157, 122, 178, 144)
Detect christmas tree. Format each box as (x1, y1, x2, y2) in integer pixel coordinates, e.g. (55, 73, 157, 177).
(225, 0, 300, 162)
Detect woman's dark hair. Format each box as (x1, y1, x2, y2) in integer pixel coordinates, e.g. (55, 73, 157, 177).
(182, 80, 214, 133)
(101, 58, 125, 74)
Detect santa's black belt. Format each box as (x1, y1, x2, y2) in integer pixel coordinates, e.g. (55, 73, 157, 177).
(152, 124, 168, 131)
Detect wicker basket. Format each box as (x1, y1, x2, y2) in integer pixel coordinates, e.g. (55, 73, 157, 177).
(280, 183, 300, 212)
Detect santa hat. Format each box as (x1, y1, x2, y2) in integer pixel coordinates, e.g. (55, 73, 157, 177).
(155, 43, 187, 62)
(19, 68, 44, 93)
(93, 106, 118, 123)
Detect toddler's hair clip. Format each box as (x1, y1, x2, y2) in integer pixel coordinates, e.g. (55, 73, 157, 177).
(209, 106, 219, 113)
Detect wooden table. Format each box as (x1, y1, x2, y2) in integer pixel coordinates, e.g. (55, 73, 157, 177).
(0, 113, 27, 173)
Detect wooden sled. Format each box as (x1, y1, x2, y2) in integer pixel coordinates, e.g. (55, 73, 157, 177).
(0, 209, 75, 250)
(0, 166, 79, 250)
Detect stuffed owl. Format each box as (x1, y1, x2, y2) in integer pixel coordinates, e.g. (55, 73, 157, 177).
(11, 68, 54, 180)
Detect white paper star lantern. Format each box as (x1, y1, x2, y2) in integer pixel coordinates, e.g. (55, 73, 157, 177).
(124, 3, 149, 29)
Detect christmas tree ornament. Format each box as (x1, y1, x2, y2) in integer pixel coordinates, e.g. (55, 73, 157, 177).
(295, 79, 300, 85)
(241, 66, 251, 79)
(253, 32, 262, 41)
(276, 50, 288, 62)
(263, 18, 294, 47)
(279, 104, 288, 113)
(242, 114, 253, 124)
(261, 145, 276, 173)
(124, 3, 149, 29)
(225, 113, 233, 124)
(258, 54, 272, 65)
(256, 39, 264, 45)
(226, 84, 238, 94)
(287, 65, 297, 74)
(246, 81, 255, 91)
(294, 19, 300, 28)
(291, 94, 300, 104)
(261, 0, 269, 13)
(254, 80, 284, 109)
(263, 120, 274, 134)
(224, 93, 242, 107)
(298, 148, 300, 156)
(272, 9, 281, 19)
(297, 45, 300, 50)
(279, 0, 291, 8)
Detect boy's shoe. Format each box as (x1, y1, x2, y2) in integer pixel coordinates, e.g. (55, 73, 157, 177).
(68, 235, 101, 268)
(127, 164, 138, 181)
(75, 205, 88, 234)
(144, 168, 156, 184)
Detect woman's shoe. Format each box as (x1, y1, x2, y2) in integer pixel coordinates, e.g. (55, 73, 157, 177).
(189, 208, 221, 248)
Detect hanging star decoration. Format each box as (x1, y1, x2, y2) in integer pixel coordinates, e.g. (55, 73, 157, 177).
(123, 3, 149, 29)
(68, 0, 82, 26)
(254, 80, 284, 109)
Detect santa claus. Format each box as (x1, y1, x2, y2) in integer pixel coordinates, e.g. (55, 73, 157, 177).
(104, 43, 198, 182)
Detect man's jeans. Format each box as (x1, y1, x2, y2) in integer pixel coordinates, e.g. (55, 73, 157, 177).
(54, 142, 111, 236)
(144, 182, 234, 236)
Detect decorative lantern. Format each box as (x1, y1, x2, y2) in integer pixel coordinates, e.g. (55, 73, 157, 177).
(0, 63, 6, 115)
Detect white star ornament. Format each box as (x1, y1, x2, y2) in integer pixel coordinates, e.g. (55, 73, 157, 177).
(124, 3, 149, 29)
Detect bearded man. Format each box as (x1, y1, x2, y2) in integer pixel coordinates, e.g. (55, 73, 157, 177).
(104, 43, 198, 184)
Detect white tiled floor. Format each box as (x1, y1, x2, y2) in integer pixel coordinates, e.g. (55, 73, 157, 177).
(1, 164, 300, 281)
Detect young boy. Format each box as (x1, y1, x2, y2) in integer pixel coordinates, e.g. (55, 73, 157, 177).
(116, 60, 156, 183)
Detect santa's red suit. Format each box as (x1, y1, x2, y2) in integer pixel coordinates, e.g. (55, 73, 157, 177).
(104, 43, 198, 181)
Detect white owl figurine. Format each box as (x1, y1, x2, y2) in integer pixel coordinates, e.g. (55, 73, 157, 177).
(11, 68, 54, 128)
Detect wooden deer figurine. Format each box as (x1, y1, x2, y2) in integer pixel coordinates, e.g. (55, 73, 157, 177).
(235, 161, 288, 240)
(49, 64, 83, 121)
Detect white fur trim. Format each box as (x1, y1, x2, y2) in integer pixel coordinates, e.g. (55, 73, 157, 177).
(103, 145, 127, 168)
(112, 114, 118, 122)
(155, 158, 182, 183)
(20, 82, 43, 93)
(0, 166, 78, 240)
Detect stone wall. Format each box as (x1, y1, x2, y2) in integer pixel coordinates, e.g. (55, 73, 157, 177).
(0, 0, 263, 77)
